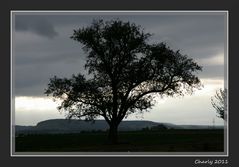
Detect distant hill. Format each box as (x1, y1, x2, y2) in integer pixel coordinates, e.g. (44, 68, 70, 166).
(15, 119, 224, 135)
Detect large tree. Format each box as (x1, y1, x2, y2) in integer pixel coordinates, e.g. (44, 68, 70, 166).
(211, 88, 227, 120)
(45, 19, 202, 144)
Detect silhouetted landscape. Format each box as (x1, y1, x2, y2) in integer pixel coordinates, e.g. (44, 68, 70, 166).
(15, 119, 223, 134)
(13, 16, 227, 154)
(15, 119, 224, 152)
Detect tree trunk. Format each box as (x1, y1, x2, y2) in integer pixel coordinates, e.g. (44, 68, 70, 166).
(108, 123, 118, 144)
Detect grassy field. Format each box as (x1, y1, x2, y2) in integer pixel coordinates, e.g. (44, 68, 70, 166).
(15, 129, 224, 152)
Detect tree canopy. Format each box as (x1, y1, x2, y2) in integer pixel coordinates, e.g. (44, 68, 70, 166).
(45, 19, 202, 143)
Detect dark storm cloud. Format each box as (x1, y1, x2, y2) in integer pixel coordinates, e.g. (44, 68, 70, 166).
(14, 58, 87, 96)
(15, 50, 85, 66)
(13, 12, 226, 97)
(15, 15, 58, 38)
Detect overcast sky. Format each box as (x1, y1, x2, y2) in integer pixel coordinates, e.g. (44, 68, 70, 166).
(12, 11, 227, 126)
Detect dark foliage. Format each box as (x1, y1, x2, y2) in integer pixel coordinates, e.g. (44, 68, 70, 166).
(211, 88, 227, 120)
(45, 19, 202, 143)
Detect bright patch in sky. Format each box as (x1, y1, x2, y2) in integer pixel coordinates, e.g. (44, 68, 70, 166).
(127, 79, 225, 126)
(14, 79, 225, 126)
(15, 97, 65, 125)
(15, 96, 58, 111)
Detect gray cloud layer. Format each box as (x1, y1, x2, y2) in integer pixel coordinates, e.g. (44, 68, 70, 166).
(15, 15, 58, 38)
(13, 12, 226, 96)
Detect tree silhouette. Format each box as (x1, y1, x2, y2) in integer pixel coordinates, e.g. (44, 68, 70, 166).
(45, 19, 202, 144)
(211, 88, 227, 120)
